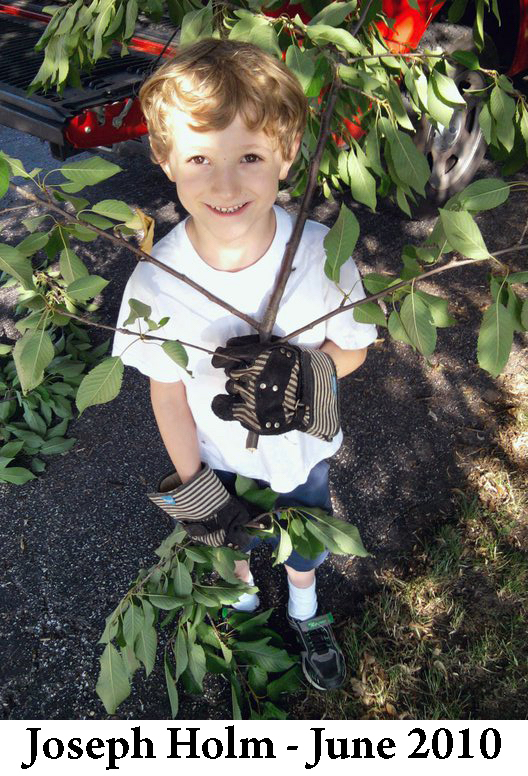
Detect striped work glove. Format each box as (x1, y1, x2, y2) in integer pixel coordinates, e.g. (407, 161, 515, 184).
(211, 335, 340, 441)
(147, 465, 266, 550)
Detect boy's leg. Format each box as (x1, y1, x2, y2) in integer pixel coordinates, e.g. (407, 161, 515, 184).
(276, 461, 346, 691)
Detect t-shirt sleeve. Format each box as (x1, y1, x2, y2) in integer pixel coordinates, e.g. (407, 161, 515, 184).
(111, 264, 185, 383)
(323, 257, 378, 350)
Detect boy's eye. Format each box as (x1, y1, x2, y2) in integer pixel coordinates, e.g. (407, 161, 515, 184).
(189, 155, 208, 164)
(242, 154, 261, 163)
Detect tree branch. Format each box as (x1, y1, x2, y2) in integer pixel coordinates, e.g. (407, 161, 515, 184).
(8, 182, 263, 333)
(244, 72, 343, 449)
(281, 256, 490, 342)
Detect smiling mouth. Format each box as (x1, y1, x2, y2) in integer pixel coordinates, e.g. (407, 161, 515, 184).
(206, 202, 249, 215)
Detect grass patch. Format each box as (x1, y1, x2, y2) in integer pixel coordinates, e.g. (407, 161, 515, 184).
(295, 494, 528, 720)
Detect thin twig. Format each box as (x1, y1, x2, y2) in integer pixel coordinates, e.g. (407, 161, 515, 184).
(349, 0, 376, 37)
(7, 182, 263, 333)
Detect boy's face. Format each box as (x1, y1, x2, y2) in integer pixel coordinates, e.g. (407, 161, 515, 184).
(159, 109, 298, 264)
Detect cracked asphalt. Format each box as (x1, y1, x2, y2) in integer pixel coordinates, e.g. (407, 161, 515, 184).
(0, 124, 526, 719)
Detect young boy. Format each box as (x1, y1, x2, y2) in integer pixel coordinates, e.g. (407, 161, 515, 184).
(112, 38, 377, 692)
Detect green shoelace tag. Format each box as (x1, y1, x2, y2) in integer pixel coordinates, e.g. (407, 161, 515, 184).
(305, 613, 334, 630)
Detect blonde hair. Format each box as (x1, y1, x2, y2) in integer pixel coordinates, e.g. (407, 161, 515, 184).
(139, 38, 307, 164)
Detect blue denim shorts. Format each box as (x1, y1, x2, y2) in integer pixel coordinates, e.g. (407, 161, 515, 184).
(214, 460, 331, 572)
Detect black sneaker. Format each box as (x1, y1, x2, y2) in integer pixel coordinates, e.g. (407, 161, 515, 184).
(287, 612, 346, 691)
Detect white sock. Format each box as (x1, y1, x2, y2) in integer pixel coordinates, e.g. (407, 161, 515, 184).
(232, 571, 260, 612)
(288, 578, 317, 622)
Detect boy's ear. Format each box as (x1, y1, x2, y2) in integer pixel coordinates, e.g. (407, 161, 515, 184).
(279, 133, 302, 180)
(160, 159, 176, 182)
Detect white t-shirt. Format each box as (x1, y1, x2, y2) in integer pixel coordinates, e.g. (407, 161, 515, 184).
(112, 205, 377, 492)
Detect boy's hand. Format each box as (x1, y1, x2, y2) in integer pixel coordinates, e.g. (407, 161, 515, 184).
(211, 334, 340, 441)
(148, 465, 267, 550)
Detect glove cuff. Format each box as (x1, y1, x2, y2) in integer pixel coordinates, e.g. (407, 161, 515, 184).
(301, 348, 340, 441)
(147, 465, 230, 522)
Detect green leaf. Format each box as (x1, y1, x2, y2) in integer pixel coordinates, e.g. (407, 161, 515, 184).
(174, 627, 189, 681)
(490, 86, 516, 152)
(248, 665, 268, 695)
(240, 485, 277, 511)
(135, 623, 157, 677)
(427, 77, 454, 126)
(123, 603, 145, 646)
(187, 642, 207, 690)
(148, 594, 186, 610)
(164, 654, 179, 719)
(234, 638, 294, 672)
(439, 209, 490, 258)
(172, 561, 193, 597)
(363, 273, 398, 294)
(67, 223, 98, 241)
(308, 1, 357, 26)
(123, 298, 152, 326)
(92, 199, 134, 222)
(400, 292, 437, 357)
(59, 248, 88, 285)
(210, 548, 240, 585)
(305, 24, 363, 55)
(180, 5, 214, 47)
(415, 291, 456, 327)
(448, 0, 469, 23)
(0, 467, 36, 485)
(285, 46, 315, 93)
(0, 152, 29, 179)
(387, 131, 430, 197)
(60, 156, 122, 186)
(16, 233, 49, 257)
(353, 301, 386, 327)
(23, 407, 47, 436)
(0, 157, 9, 198)
(323, 204, 360, 283)
(234, 474, 256, 498)
(0, 244, 34, 289)
(76, 356, 123, 414)
(477, 302, 514, 377)
(388, 309, 412, 345)
(274, 523, 293, 565)
(432, 69, 466, 107)
(347, 148, 376, 211)
(451, 49, 480, 70)
(231, 678, 242, 720)
(267, 665, 303, 701)
(0, 440, 25, 458)
(506, 272, 528, 285)
(456, 178, 510, 212)
(231, 608, 273, 636)
(80, 213, 115, 230)
(521, 300, 528, 331)
(67, 275, 109, 301)
(303, 508, 369, 556)
(39, 436, 76, 455)
(95, 643, 131, 714)
(13, 329, 54, 393)
(479, 102, 494, 144)
(161, 341, 189, 370)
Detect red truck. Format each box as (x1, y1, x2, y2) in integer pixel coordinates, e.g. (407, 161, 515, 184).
(1, 1, 527, 199)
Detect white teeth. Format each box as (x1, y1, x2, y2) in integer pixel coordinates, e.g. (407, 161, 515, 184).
(210, 203, 245, 213)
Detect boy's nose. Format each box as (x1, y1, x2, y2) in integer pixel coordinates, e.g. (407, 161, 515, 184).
(211, 164, 241, 200)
